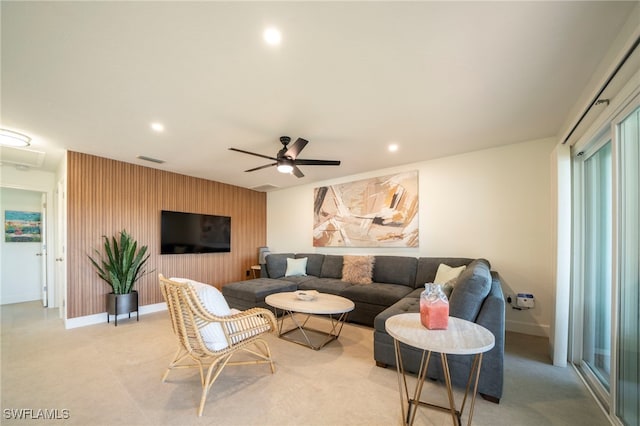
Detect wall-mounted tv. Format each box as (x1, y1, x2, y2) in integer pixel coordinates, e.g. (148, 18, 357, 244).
(161, 210, 231, 254)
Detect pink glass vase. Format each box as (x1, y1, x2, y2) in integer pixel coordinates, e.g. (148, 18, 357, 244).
(419, 284, 449, 330)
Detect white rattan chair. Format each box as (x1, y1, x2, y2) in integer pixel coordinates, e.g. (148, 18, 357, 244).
(159, 274, 277, 416)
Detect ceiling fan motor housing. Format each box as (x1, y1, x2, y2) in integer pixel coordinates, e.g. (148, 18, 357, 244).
(277, 136, 292, 160)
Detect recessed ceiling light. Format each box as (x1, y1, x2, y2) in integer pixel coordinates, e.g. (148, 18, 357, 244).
(388, 144, 399, 152)
(263, 27, 282, 46)
(150, 122, 164, 132)
(0, 129, 31, 147)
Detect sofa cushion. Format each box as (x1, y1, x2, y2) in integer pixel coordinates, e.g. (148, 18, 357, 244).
(170, 277, 231, 315)
(296, 253, 325, 277)
(373, 256, 418, 288)
(297, 277, 353, 296)
(374, 296, 420, 333)
(280, 275, 317, 286)
(320, 255, 343, 278)
(342, 283, 413, 307)
(342, 255, 375, 284)
(441, 277, 458, 299)
(405, 287, 424, 298)
(265, 253, 295, 278)
(415, 257, 474, 287)
(285, 257, 308, 276)
(221, 278, 297, 303)
(448, 259, 492, 322)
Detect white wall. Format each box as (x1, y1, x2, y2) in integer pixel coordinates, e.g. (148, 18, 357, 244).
(268, 137, 557, 337)
(0, 166, 56, 306)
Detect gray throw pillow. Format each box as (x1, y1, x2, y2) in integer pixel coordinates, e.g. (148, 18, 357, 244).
(296, 253, 324, 277)
(320, 255, 343, 279)
(448, 259, 492, 322)
(441, 277, 457, 299)
(265, 253, 295, 278)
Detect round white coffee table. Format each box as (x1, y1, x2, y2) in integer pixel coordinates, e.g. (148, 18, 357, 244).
(265, 291, 354, 350)
(385, 313, 495, 426)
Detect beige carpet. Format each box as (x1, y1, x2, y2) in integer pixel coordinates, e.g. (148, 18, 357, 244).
(0, 301, 609, 426)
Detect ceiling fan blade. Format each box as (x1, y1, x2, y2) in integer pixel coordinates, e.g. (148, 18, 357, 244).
(245, 162, 277, 172)
(292, 165, 305, 178)
(229, 147, 277, 161)
(284, 138, 308, 160)
(294, 159, 341, 166)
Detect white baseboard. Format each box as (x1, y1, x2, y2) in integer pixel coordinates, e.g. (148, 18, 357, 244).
(506, 319, 549, 337)
(1, 293, 42, 305)
(64, 302, 167, 329)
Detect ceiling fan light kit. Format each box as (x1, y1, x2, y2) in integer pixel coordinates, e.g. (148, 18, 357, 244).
(276, 158, 294, 174)
(229, 136, 341, 178)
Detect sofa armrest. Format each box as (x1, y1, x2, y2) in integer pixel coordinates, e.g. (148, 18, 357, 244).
(476, 272, 505, 340)
(474, 271, 505, 399)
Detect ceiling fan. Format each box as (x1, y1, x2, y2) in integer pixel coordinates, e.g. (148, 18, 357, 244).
(229, 136, 341, 178)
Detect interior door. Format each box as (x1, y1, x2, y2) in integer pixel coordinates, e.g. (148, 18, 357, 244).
(40, 193, 48, 307)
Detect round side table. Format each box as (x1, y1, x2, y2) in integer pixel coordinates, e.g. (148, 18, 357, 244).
(385, 313, 495, 426)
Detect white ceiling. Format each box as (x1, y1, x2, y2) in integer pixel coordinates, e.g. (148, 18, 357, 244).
(1, 1, 635, 191)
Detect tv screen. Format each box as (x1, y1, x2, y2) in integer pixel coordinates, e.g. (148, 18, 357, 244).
(161, 210, 231, 254)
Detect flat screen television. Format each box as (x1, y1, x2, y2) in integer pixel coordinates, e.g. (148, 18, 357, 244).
(161, 210, 231, 254)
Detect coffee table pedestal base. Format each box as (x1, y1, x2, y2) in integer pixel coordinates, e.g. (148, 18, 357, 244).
(273, 309, 349, 350)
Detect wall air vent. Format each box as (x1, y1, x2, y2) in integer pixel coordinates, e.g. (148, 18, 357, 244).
(250, 184, 280, 192)
(137, 155, 165, 164)
(0, 146, 45, 168)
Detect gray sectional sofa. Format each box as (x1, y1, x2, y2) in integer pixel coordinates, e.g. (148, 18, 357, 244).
(221, 253, 505, 402)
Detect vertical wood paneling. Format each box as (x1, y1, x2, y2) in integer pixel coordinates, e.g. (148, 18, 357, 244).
(67, 151, 266, 318)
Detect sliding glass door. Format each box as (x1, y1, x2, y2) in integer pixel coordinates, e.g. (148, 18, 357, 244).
(616, 106, 639, 426)
(573, 100, 639, 426)
(582, 141, 612, 391)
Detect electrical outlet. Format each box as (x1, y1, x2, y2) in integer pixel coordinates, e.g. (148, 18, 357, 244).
(517, 293, 535, 308)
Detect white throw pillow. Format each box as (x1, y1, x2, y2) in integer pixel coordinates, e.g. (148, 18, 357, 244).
(433, 264, 466, 285)
(285, 257, 308, 277)
(169, 277, 232, 351)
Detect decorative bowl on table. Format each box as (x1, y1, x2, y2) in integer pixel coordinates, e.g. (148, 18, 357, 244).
(295, 290, 318, 301)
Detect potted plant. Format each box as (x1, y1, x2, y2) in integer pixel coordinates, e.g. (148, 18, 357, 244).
(88, 230, 151, 326)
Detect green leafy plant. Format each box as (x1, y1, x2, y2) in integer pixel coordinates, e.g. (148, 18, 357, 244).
(88, 230, 151, 294)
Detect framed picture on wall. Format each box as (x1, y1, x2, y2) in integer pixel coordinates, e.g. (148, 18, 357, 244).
(4, 210, 42, 242)
(313, 171, 419, 247)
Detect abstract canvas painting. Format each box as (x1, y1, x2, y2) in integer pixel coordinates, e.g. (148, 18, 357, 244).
(4, 210, 42, 242)
(313, 171, 418, 247)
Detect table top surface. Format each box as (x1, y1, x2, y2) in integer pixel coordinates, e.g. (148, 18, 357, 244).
(385, 313, 495, 355)
(265, 291, 355, 315)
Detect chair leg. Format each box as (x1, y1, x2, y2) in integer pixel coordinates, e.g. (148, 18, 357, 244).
(256, 339, 275, 373)
(227, 339, 275, 372)
(162, 347, 185, 382)
(198, 339, 276, 417)
(198, 355, 232, 417)
(162, 346, 195, 383)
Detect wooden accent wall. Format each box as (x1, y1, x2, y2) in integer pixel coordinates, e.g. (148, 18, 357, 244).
(66, 151, 266, 319)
